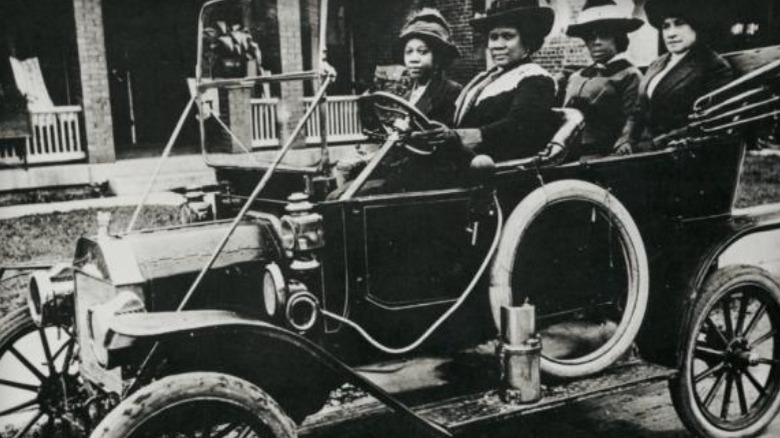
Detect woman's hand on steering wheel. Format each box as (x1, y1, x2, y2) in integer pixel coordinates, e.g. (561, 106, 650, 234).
(408, 123, 462, 149)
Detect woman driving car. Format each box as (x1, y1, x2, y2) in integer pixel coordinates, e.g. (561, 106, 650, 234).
(397, 8, 463, 126)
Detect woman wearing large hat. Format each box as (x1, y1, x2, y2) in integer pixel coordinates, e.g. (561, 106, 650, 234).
(412, 0, 558, 162)
(619, 0, 733, 153)
(397, 8, 463, 126)
(563, 0, 644, 157)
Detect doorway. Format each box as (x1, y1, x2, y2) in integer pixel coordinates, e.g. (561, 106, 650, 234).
(103, 0, 204, 154)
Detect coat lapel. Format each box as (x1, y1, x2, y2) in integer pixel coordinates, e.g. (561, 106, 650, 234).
(453, 69, 494, 126)
(414, 77, 438, 116)
(651, 51, 699, 104)
(640, 54, 668, 95)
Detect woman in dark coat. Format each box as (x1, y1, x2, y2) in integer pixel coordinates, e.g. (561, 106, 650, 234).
(398, 9, 463, 126)
(618, 0, 734, 154)
(564, 0, 644, 157)
(413, 0, 558, 163)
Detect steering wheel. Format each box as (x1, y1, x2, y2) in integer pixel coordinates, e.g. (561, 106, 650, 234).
(358, 91, 438, 156)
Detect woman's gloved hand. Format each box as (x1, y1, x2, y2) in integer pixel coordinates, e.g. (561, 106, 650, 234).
(408, 125, 482, 151)
(409, 126, 462, 148)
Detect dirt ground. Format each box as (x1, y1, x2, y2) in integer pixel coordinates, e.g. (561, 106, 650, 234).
(318, 382, 780, 437)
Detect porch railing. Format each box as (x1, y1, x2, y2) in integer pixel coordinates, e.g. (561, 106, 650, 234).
(250, 95, 366, 148)
(0, 106, 85, 165)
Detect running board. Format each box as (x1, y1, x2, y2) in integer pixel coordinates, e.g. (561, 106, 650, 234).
(300, 361, 677, 437)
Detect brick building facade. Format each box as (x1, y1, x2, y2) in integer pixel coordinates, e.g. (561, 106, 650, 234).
(73, 0, 115, 163)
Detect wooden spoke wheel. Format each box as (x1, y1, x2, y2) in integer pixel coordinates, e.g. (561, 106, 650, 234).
(0, 307, 85, 437)
(671, 265, 780, 438)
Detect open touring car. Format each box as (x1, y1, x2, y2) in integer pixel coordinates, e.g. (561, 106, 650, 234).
(2, 1, 780, 437)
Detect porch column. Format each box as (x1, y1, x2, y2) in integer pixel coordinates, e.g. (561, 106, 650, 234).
(278, 0, 306, 147)
(73, 0, 115, 163)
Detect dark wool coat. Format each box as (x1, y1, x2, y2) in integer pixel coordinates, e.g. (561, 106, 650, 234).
(403, 74, 463, 127)
(454, 59, 558, 162)
(564, 57, 642, 156)
(622, 44, 733, 151)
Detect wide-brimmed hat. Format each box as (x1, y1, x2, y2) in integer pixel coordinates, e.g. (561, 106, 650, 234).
(398, 8, 460, 62)
(567, 0, 644, 38)
(645, 0, 725, 32)
(470, 0, 555, 39)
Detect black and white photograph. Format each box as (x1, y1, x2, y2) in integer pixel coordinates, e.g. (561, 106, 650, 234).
(1, 0, 780, 437)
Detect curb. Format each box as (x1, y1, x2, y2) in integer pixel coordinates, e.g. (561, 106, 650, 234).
(0, 192, 185, 220)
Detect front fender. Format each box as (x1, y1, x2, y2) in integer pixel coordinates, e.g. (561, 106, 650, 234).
(105, 310, 451, 437)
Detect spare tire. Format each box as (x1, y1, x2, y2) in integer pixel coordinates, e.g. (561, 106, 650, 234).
(490, 179, 649, 378)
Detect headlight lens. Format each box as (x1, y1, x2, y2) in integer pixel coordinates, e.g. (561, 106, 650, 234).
(280, 217, 297, 252)
(262, 264, 287, 317)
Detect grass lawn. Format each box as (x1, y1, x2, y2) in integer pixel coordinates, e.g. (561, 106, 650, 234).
(735, 154, 780, 208)
(1, 206, 178, 314)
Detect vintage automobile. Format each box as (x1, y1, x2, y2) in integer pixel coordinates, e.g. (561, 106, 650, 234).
(2, 1, 780, 437)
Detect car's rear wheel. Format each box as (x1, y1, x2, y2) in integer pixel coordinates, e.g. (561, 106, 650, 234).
(491, 179, 649, 378)
(0, 307, 85, 437)
(90, 372, 297, 438)
(670, 265, 780, 438)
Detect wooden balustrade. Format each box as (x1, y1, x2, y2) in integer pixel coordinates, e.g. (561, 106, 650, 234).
(0, 106, 85, 166)
(249, 95, 366, 149)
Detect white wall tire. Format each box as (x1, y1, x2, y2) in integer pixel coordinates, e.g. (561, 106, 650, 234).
(491, 179, 649, 378)
(670, 265, 780, 438)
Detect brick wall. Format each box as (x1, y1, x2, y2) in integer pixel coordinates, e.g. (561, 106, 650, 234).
(349, 0, 587, 88)
(535, 0, 590, 73)
(351, 0, 656, 89)
(278, 0, 305, 146)
(72, 0, 115, 163)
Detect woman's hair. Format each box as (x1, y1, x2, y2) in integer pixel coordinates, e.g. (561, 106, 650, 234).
(519, 26, 546, 54)
(662, 13, 707, 42)
(614, 33, 629, 53)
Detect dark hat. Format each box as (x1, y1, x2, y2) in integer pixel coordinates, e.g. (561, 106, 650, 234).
(470, 0, 555, 39)
(645, 0, 725, 32)
(399, 8, 460, 61)
(567, 0, 644, 38)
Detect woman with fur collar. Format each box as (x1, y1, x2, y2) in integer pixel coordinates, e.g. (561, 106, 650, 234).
(412, 0, 558, 163)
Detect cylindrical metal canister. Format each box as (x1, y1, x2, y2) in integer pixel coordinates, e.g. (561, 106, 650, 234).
(501, 337, 542, 403)
(501, 302, 535, 345)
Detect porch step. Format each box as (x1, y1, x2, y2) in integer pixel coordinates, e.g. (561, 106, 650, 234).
(300, 361, 677, 437)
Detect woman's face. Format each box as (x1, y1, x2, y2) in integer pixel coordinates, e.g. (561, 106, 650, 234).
(404, 38, 435, 81)
(584, 30, 619, 64)
(662, 17, 697, 54)
(488, 26, 527, 67)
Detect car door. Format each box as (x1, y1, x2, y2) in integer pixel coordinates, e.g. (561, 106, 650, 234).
(341, 187, 493, 347)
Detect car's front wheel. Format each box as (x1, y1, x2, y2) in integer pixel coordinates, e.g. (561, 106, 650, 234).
(0, 307, 86, 437)
(670, 265, 780, 438)
(90, 372, 297, 438)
